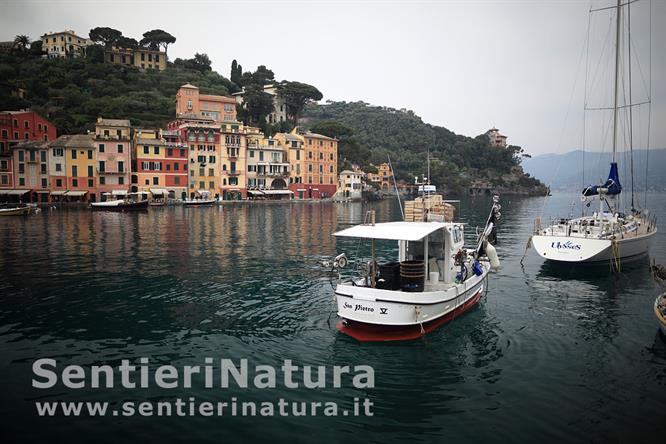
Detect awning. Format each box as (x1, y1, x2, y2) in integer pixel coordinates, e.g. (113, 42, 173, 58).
(67, 191, 88, 197)
(334, 221, 449, 241)
(8, 189, 31, 195)
(35, 190, 50, 193)
(150, 188, 166, 195)
(248, 190, 264, 195)
(262, 189, 293, 195)
(51, 190, 68, 196)
(112, 189, 128, 196)
(296, 188, 306, 192)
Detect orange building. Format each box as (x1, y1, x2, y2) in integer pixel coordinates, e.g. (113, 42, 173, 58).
(175, 84, 237, 122)
(49, 134, 97, 202)
(297, 130, 338, 199)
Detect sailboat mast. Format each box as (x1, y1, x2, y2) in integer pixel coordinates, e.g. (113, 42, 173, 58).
(612, 0, 622, 164)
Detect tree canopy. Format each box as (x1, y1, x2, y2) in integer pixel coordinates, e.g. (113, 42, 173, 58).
(140, 29, 176, 57)
(89, 27, 122, 48)
(277, 81, 323, 124)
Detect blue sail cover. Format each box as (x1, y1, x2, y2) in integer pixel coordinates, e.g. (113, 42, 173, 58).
(582, 162, 622, 197)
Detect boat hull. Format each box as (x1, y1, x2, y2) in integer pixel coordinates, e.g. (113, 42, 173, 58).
(91, 200, 149, 211)
(0, 207, 31, 216)
(335, 269, 487, 342)
(183, 200, 216, 206)
(531, 229, 656, 263)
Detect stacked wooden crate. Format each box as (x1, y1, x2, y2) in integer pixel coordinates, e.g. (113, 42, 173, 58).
(404, 195, 455, 222)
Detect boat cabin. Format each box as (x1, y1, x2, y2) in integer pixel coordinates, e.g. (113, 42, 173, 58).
(334, 221, 466, 291)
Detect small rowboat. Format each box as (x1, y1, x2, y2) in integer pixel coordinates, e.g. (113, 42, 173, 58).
(183, 199, 216, 207)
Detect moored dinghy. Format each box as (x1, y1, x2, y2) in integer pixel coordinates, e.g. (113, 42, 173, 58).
(330, 197, 501, 342)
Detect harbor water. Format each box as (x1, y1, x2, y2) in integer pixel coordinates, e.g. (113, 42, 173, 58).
(1, 194, 665, 443)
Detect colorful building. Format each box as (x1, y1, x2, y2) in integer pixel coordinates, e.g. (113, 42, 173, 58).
(95, 118, 131, 200)
(298, 130, 338, 199)
(167, 115, 222, 199)
(0, 110, 56, 200)
(49, 134, 97, 202)
(106, 47, 167, 70)
(367, 163, 393, 191)
(175, 84, 237, 122)
(220, 122, 247, 200)
(162, 130, 190, 200)
(246, 131, 291, 200)
(41, 30, 90, 58)
(11, 140, 50, 203)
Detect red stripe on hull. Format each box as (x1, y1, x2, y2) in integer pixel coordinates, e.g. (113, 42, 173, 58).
(336, 289, 483, 342)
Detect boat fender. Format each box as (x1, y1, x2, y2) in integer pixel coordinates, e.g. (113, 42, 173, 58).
(335, 253, 348, 269)
(456, 265, 468, 283)
(472, 261, 483, 276)
(485, 241, 500, 270)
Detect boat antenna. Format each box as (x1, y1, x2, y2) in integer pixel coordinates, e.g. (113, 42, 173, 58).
(387, 155, 404, 220)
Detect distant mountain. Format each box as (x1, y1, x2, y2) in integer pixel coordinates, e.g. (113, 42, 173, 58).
(522, 148, 666, 192)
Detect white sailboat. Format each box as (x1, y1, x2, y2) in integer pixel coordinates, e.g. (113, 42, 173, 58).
(531, 0, 657, 266)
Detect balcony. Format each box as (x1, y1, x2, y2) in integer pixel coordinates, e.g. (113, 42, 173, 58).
(225, 170, 240, 176)
(97, 168, 125, 174)
(96, 134, 130, 141)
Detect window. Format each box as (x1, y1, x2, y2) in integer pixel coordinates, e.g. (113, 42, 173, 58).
(180, 149, 186, 157)
(319, 165, 323, 173)
(56, 179, 62, 187)
(98, 161, 105, 172)
(208, 156, 215, 163)
(259, 152, 264, 161)
(209, 181, 214, 189)
(117, 130, 122, 138)
(72, 165, 77, 176)
(154, 146, 159, 155)
(72, 179, 78, 187)
(118, 176, 124, 185)
(99, 143, 105, 153)
(1, 175, 7, 185)
(308, 151, 312, 159)
(167, 148, 173, 157)
(71, 150, 77, 159)
(41, 164, 47, 174)
(29, 151, 36, 162)
(13, 119, 18, 127)
(18, 150, 24, 161)
(174, 163, 179, 171)
(53, 148, 63, 157)
(166, 164, 171, 171)
(153, 177, 159, 185)
(88, 165, 93, 177)
(40, 151, 46, 162)
(249, 151, 254, 158)
(209, 168, 214, 176)
(1, 130, 6, 138)
(88, 150, 93, 159)
(145, 179, 150, 185)
(19, 163, 24, 173)
(13, 132, 18, 139)
(330, 165, 334, 173)
(174, 176, 180, 185)
(19, 177, 25, 186)
(24, 132, 29, 140)
(99, 176, 105, 185)
(199, 167, 205, 176)
(199, 181, 204, 189)
(24, 121, 29, 128)
(55, 163, 62, 172)
(308, 165, 312, 172)
(144, 146, 149, 154)
(104, 130, 109, 137)
(118, 144, 123, 153)
(296, 151, 300, 161)
(329, 153, 334, 160)
(88, 179, 94, 187)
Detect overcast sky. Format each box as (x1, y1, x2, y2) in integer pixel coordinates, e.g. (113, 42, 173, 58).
(2, 0, 665, 156)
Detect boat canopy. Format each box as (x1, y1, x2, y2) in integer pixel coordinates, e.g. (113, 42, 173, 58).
(582, 162, 622, 197)
(334, 221, 449, 241)
(112, 189, 128, 196)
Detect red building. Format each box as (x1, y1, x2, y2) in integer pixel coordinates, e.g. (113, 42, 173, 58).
(162, 130, 189, 200)
(0, 110, 57, 200)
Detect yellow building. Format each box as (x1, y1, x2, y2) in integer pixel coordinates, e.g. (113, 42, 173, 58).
(41, 30, 90, 58)
(133, 128, 168, 193)
(219, 122, 247, 200)
(105, 47, 167, 70)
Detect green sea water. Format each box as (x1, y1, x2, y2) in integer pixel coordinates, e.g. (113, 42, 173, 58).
(1, 194, 665, 443)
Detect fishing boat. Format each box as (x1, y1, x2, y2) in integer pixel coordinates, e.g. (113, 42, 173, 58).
(0, 205, 32, 216)
(531, 0, 657, 266)
(91, 193, 148, 211)
(330, 197, 501, 342)
(655, 293, 666, 336)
